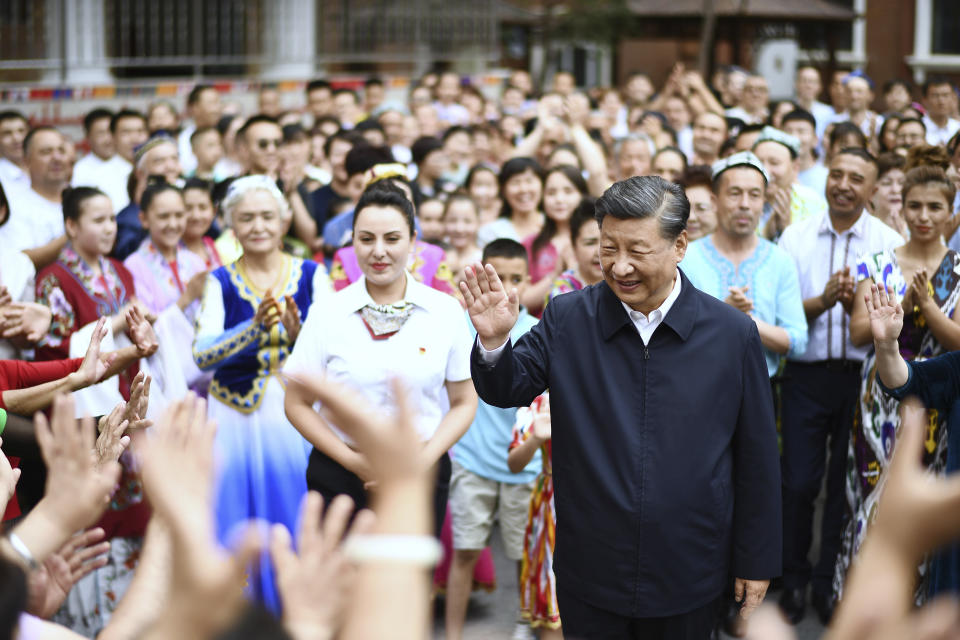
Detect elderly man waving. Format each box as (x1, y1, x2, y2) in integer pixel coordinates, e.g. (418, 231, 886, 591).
(461, 175, 782, 639)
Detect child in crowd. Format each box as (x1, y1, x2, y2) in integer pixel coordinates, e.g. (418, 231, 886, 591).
(443, 193, 483, 279)
(508, 391, 560, 639)
(418, 196, 447, 246)
(189, 126, 225, 182)
(547, 198, 602, 303)
(446, 239, 541, 640)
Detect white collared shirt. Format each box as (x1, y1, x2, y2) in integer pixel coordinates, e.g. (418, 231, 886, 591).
(285, 275, 473, 443)
(72, 153, 132, 211)
(779, 209, 903, 362)
(480, 270, 683, 365)
(922, 115, 960, 147)
(620, 269, 682, 345)
(2, 187, 65, 252)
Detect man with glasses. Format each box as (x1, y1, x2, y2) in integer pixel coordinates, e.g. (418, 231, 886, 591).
(237, 115, 283, 179)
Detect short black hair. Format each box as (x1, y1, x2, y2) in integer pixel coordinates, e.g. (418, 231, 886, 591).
(834, 146, 878, 171)
(281, 123, 308, 144)
(110, 109, 147, 135)
(0, 110, 27, 127)
(735, 123, 766, 141)
(442, 125, 471, 144)
(323, 130, 366, 160)
(923, 75, 954, 96)
(345, 144, 394, 179)
(238, 114, 280, 141)
(354, 180, 416, 236)
(23, 125, 59, 155)
(183, 176, 214, 195)
(883, 78, 912, 95)
(595, 176, 689, 239)
(365, 77, 384, 89)
(411, 136, 444, 166)
(829, 121, 868, 150)
(781, 108, 817, 130)
(190, 125, 220, 146)
(306, 78, 332, 94)
(187, 84, 216, 106)
(355, 119, 384, 134)
(482, 238, 529, 266)
(83, 107, 114, 134)
(897, 116, 927, 132)
(332, 87, 358, 103)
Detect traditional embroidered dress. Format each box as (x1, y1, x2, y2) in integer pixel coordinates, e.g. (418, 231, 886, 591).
(511, 393, 559, 630)
(193, 254, 330, 611)
(833, 248, 960, 603)
(36, 244, 148, 636)
(547, 269, 586, 306)
(125, 238, 209, 396)
(328, 241, 459, 299)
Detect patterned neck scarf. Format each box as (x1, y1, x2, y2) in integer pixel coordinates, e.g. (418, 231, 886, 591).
(359, 301, 414, 339)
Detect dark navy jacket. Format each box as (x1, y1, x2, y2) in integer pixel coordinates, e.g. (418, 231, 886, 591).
(471, 270, 782, 617)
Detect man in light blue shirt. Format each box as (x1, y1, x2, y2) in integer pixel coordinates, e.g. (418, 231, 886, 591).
(683, 151, 808, 377)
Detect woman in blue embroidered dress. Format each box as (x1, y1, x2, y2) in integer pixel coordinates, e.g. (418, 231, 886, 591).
(192, 175, 330, 610)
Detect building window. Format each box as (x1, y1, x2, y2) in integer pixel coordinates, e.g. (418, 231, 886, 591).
(932, 0, 960, 55)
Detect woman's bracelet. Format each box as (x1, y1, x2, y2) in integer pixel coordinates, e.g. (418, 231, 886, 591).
(343, 534, 442, 567)
(7, 532, 39, 570)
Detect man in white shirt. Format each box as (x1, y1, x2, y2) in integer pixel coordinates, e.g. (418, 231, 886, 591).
(71, 108, 130, 212)
(783, 109, 829, 196)
(103, 109, 149, 212)
(725, 74, 770, 125)
(921, 77, 960, 146)
(776, 148, 903, 626)
(794, 66, 836, 144)
(178, 84, 222, 176)
(832, 73, 883, 145)
(2, 127, 72, 267)
(0, 111, 31, 195)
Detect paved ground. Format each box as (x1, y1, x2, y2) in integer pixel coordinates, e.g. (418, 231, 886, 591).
(433, 526, 828, 639)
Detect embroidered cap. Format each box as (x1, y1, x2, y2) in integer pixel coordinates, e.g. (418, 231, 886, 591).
(711, 151, 770, 184)
(752, 126, 801, 159)
(133, 133, 178, 167)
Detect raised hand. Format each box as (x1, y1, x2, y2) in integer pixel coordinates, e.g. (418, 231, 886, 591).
(285, 375, 427, 485)
(280, 295, 302, 342)
(531, 400, 552, 441)
(126, 305, 158, 358)
(135, 393, 261, 639)
(122, 371, 152, 431)
(459, 263, 520, 350)
(271, 493, 375, 640)
(26, 527, 109, 619)
(910, 269, 931, 311)
(73, 317, 114, 387)
(178, 270, 208, 310)
(95, 403, 131, 471)
(35, 394, 122, 536)
(865, 283, 904, 345)
(0, 301, 53, 342)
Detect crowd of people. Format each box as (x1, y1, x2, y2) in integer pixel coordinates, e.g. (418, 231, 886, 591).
(0, 60, 959, 640)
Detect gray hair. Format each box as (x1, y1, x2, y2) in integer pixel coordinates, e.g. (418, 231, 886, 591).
(221, 175, 291, 228)
(614, 132, 656, 159)
(595, 176, 689, 239)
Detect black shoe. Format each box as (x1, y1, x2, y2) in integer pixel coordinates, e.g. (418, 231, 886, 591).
(811, 591, 836, 626)
(778, 587, 806, 625)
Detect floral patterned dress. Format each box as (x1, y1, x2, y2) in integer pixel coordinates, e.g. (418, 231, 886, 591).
(35, 244, 147, 636)
(510, 393, 559, 630)
(833, 248, 960, 603)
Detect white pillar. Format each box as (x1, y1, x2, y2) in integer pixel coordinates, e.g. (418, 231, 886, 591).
(53, 0, 113, 84)
(262, 0, 317, 80)
(911, 0, 932, 83)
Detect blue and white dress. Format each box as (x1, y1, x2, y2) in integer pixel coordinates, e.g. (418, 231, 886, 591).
(193, 254, 330, 610)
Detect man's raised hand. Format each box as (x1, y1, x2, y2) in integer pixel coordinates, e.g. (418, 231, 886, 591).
(459, 263, 519, 350)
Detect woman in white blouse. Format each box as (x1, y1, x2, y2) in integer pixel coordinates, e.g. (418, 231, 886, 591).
(285, 180, 478, 533)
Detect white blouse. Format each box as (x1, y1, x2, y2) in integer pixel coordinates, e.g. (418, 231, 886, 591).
(285, 275, 472, 443)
